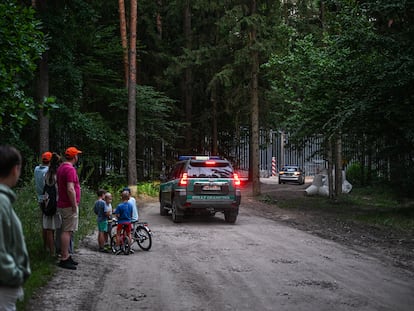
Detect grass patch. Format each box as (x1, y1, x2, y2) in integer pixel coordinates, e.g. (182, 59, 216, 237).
(14, 182, 97, 311)
(275, 185, 414, 233)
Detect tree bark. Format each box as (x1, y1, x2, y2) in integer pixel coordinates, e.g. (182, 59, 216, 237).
(33, 0, 49, 154)
(118, 0, 129, 87)
(335, 134, 342, 197)
(128, 0, 137, 188)
(38, 52, 49, 154)
(183, 1, 193, 152)
(327, 138, 334, 199)
(211, 84, 218, 155)
(250, 0, 261, 196)
(156, 0, 162, 39)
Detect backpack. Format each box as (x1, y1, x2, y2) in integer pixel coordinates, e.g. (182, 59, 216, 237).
(40, 182, 57, 216)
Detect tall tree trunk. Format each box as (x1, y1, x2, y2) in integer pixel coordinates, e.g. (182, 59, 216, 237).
(128, 0, 137, 189)
(119, 0, 129, 87)
(250, 0, 260, 196)
(211, 84, 218, 155)
(327, 138, 334, 199)
(183, 1, 193, 152)
(38, 52, 49, 153)
(335, 133, 342, 197)
(33, 0, 49, 154)
(156, 0, 162, 39)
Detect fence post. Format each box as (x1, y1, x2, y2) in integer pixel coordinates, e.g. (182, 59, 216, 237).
(272, 156, 277, 177)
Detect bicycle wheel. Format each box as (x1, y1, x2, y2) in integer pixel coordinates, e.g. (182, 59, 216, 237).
(123, 236, 131, 255)
(110, 235, 118, 253)
(134, 226, 152, 251)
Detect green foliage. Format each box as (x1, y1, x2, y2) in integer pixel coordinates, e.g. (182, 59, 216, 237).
(0, 1, 46, 139)
(346, 162, 368, 186)
(265, 0, 414, 196)
(137, 181, 159, 197)
(13, 184, 97, 310)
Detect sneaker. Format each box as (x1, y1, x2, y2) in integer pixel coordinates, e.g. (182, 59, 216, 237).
(68, 256, 78, 265)
(99, 247, 109, 253)
(129, 249, 135, 254)
(115, 249, 122, 255)
(58, 259, 77, 270)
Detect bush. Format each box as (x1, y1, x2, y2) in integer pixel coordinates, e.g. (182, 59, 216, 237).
(346, 162, 363, 185)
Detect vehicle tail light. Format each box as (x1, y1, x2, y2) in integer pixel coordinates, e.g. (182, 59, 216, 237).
(233, 173, 241, 186)
(205, 160, 216, 165)
(179, 173, 188, 186)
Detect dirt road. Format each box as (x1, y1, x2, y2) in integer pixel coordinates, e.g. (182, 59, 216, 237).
(28, 181, 414, 311)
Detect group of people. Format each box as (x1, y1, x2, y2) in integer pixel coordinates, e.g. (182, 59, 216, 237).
(0, 143, 139, 310)
(34, 147, 82, 270)
(0, 145, 82, 309)
(94, 187, 138, 254)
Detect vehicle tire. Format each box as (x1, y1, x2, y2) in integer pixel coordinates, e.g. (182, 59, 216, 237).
(172, 200, 183, 223)
(110, 235, 117, 253)
(159, 197, 168, 216)
(224, 211, 238, 224)
(123, 236, 131, 255)
(134, 226, 152, 251)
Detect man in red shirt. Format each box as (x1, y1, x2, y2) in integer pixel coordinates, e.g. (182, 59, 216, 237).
(56, 147, 82, 270)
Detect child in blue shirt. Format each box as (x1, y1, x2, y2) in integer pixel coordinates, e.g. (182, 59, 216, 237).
(94, 189, 110, 252)
(114, 191, 133, 252)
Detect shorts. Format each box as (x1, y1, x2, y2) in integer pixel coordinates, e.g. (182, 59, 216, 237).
(107, 219, 113, 235)
(58, 207, 78, 232)
(117, 223, 131, 235)
(98, 220, 108, 232)
(43, 213, 62, 230)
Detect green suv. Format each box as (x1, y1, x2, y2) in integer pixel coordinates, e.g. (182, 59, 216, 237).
(159, 156, 241, 223)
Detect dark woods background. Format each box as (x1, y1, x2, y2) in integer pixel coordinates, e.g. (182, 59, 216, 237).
(1, 0, 413, 196)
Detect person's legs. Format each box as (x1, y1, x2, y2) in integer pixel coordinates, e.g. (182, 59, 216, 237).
(58, 208, 77, 269)
(60, 231, 71, 260)
(69, 232, 74, 254)
(46, 229, 55, 255)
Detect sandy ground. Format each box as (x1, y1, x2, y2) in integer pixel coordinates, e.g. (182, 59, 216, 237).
(26, 179, 414, 311)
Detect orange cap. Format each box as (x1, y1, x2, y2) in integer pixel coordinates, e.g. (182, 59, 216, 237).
(42, 151, 52, 162)
(65, 146, 82, 158)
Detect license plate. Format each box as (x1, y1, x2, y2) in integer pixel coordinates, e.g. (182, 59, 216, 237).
(202, 185, 221, 191)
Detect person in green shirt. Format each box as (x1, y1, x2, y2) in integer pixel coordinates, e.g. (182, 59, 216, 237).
(0, 145, 31, 311)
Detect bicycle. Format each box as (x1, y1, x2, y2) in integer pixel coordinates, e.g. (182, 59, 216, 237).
(110, 219, 152, 254)
(131, 221, 152, 251)
(110, 220, 132, 255)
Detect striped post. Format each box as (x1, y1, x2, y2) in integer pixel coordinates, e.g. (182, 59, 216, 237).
(272, 157, 276, 177)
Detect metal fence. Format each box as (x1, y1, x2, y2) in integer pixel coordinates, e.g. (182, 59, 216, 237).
(232, 129, 327, 178)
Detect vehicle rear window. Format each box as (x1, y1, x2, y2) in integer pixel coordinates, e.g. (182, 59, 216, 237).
(284, 167, 299, 171)
(187, 161, 233, 178)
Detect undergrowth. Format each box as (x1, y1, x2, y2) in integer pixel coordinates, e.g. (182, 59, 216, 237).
(272, 185, 414, 233)
(14, 182, 96, 311)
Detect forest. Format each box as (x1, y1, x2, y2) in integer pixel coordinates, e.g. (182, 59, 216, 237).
(1, 0, 413, 196)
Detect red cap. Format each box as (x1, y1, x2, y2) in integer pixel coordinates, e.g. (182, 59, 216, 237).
(42, 152, 52, 162)
(65, 147, 82, 158)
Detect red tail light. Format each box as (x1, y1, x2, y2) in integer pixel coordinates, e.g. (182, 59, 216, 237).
(233, 173, 241, 186)
(179, 173, 188, 186)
